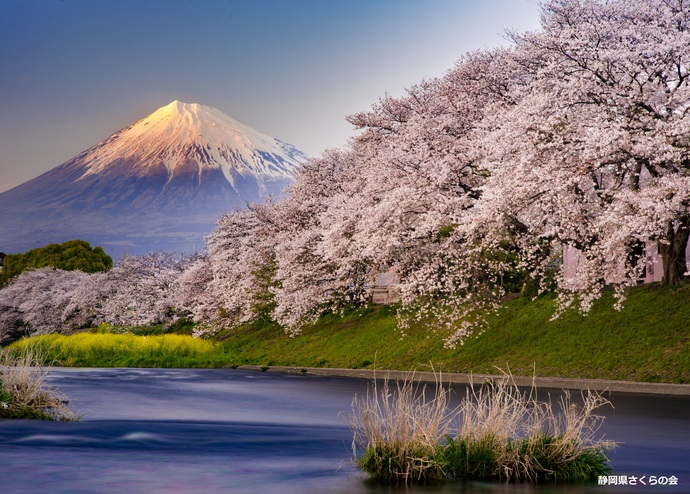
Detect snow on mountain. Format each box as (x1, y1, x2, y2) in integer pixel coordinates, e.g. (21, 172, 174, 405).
(0, 100, 308, 256)
(80, 100, 305, 187)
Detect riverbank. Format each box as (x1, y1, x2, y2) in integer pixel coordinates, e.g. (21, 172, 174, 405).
(6, 283, 690, 386)
(218, 283, 690, 385)
(236, 365, 690, 396)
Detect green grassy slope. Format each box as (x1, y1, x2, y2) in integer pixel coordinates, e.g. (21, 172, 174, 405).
(219, 283, 690, 383)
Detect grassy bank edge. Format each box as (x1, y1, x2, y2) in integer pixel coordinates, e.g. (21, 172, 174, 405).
(216, 283, 690, 384)
(6, 283, 690, 385)
(234, 365, 690, 396)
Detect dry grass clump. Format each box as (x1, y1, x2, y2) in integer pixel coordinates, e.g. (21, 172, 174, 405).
(446, 373, 615, 481)
(350, 370, 615, 484)
(0, 348, 78, 421)
(350, 372, 458, 483)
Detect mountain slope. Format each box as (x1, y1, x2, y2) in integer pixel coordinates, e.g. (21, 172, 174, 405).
(0, 101, 307, 256)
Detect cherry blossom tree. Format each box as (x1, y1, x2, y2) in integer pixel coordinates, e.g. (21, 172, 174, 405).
(0, 268, 100, 342)
(532, 0, 689, 278)
(170, 253, 216, 324)
(471, 0, 690, 318)
(202, 208, 275, 331)
(334, 51, 530, 344)
(100, 252, 193, 327)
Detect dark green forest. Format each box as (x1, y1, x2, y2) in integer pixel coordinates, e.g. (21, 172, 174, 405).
(0, 240, 112, 285)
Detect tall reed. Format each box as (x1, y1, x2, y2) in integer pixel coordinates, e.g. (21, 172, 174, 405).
(0, 348, 78, 420)
(445, 374, 615, 481)
(350, 372, 459, 483)
(350, 371, 615, 484)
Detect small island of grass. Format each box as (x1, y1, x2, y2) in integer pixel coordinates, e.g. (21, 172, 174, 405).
(350, 373, 615, 484)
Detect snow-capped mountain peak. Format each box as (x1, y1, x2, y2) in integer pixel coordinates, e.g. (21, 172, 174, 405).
(0, 100, 308, 256)
(79, 100, 307, 189)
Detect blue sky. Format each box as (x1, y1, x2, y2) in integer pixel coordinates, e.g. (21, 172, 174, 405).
(0, 0, 542, 192)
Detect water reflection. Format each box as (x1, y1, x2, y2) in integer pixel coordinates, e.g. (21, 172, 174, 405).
(0, 368, 687, 493)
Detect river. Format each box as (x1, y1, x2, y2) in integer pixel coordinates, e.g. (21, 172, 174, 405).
(0, 368, 688, 493)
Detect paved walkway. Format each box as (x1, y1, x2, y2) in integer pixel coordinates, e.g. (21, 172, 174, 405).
(237, 365, 690, 396)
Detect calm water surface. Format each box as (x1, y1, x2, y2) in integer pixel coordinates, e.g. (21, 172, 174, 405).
(0, 368, 688, 493)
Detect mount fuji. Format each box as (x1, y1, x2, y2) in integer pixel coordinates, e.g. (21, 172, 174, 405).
(0, 101, 307, 256)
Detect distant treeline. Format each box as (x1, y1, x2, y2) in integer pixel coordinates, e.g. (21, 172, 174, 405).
(0, 240, 112, 284)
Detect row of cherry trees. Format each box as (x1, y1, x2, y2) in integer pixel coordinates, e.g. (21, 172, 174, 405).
(0, 253, 197, 344)
(197, 0, 690, 345)
(2, 0, 689, 346)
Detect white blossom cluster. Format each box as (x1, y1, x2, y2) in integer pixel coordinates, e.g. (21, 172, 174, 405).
(2, 0, 689, 347)
(0, 253, 199, 344)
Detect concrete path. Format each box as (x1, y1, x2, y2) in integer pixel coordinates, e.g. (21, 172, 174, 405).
(237, 365, 690, 396)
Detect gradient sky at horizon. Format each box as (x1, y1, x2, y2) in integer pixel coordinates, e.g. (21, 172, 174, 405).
(0, 0, 542, 193)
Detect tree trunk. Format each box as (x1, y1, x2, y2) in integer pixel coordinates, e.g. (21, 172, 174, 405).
(659, 218, 690, 286)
